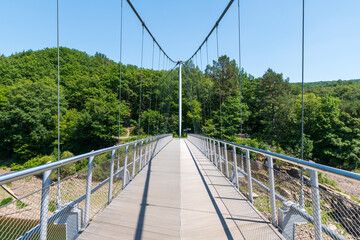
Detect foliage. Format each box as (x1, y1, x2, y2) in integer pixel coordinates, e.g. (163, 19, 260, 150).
(0, 48, 359, 171)
(0, 197, 13, 206)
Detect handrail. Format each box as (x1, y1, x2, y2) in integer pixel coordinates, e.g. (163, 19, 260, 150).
(188, 134, 360, 182)
(0, 134, 172, 185)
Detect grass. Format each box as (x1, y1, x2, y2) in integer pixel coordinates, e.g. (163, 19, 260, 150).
(49, 200, 56, 212)
(16, 200, 28, 209)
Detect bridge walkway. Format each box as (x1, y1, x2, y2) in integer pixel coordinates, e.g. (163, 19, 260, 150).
(78, 138, 284, 240)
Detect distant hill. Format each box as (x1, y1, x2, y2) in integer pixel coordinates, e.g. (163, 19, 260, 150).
(292, 79, 360, 87)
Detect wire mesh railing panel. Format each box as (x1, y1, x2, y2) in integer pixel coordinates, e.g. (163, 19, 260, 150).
(89, 159, 111, 221)
(318, 186, 360, 239)
(188, 134, 360, 240)
(249, 159, 272, 220)
(237, 153, 250, 200)
(0, 187, 42, 240)
(0, 134, 172, 240)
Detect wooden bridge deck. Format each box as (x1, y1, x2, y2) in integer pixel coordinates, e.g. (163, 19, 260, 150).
(78, 138, 284, 240)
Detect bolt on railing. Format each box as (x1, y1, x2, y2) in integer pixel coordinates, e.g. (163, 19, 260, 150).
(188, 134, 360, 240)
(0, 134, 172, 240)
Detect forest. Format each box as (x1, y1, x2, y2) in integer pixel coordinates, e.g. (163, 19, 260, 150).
(0, 48, 359, 171)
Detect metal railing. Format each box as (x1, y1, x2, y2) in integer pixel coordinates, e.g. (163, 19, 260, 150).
(188, 134, 360, 240)
(0, 134, 172, 240)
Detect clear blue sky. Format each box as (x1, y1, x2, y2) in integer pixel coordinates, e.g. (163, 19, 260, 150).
(0, 0, 359, 82)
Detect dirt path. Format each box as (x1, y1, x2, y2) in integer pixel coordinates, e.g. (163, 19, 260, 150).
(329, 174, 360, 198)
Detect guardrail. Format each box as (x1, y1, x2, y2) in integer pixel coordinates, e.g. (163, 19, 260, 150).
(188, 134, 360, 240)
(0, 134, 172, 240)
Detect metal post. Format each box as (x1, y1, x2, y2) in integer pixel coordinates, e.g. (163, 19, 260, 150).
(208, 139, 212, 162)
(207, 138, 210, 158)
(206, 138, 209, 158)
(267, 156, 277, 226)
(123, 146, 129, 189)
(132, 143, 137, 178)
(224, 143, 229, 178)
(144, 140, 148, 165)
(241, 152, 244, 170)
(205, 138, 208, 158)
(232, 146, 239, 188)
(108, 150, 116, 205)
(213, 140, 217, 167)
(179, 60, 182, 138)
(139, 141, 143, 171)
(148, 138, 152, 160)
(218, 141, 222, 172)
(310, 169, 322, 240)
(84, 155, 94, 228)
(40, 169, 51, 240)
(246, 150, 253, 203)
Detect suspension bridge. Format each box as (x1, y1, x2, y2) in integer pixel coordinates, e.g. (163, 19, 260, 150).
(0, 0, 360, 240)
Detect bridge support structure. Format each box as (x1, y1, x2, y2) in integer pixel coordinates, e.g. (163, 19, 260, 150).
(179, 60, 182, 138)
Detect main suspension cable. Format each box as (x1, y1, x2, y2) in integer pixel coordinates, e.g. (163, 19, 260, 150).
(185, 0, 234, 62)
(125, 0, 176, 63)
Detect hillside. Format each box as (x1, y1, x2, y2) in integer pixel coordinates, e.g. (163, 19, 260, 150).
(0, 48, 359, 172)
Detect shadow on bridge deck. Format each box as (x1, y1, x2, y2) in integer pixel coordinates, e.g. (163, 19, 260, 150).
(78, 138, 284, 240)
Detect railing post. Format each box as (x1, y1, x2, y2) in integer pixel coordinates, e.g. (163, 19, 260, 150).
(267, 156, 277, 226)
(108, 150, 116, 205)
(232, 146, 239, 188)
(39, 168, 51, 240)
(84, 155, 94, 228)
(132, 143, 137, 178)
(139, 141, 143, 171)
(148, 138, 152, 160)
(144, 140, 148, 165)
(214, 140, 218, 167)
(123, 146, 129, 189)
(245, 150, 253, 203)
(224, 143, 229, 178)
(218, 141, 222, 172)
(310, 169, 322, 240)
(148, 138, 152, 161)
(206, 138, 210, 158)
(205, 138, 208, 158)
(209, 139, 212, 163)
(241, 152, 244, 170)
(202, 137, 205, 155)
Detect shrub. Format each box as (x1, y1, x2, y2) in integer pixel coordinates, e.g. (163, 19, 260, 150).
(0, 197, 13, 206)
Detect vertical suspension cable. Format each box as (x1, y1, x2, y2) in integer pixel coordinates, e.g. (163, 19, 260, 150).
(216, 26, 220, 59)
(118, 0, 123, 147)
(56, 0, 61, 208)
(237, 0, 243, 145)
(200, 48, 206, 127)
(216, 26, 223, 139)
(148, 40, 155, 136)
(154, 49, 161, 134)
(118, 0, 124, 171)
(206, 40, 212, 136)
(300, 0, 305, 209)
(206, 41, 209, 66)
(137, 25, 145, 139)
